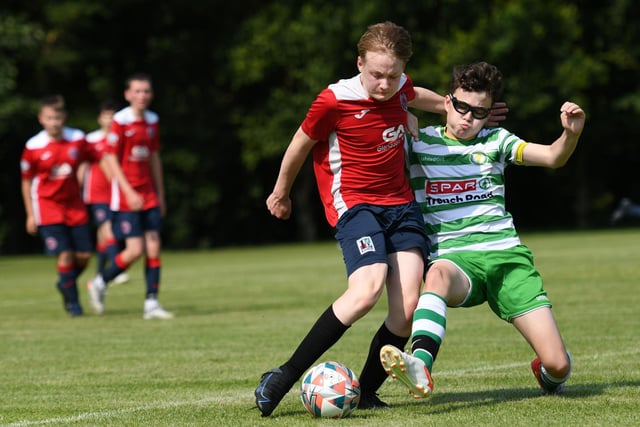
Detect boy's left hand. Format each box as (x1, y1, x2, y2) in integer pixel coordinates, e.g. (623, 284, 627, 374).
(406, 111, 419, 139)
(560, 102, 586, 135)
(486, 101, 508, 127)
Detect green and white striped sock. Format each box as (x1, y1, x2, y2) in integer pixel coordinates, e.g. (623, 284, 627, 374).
(411, 292, 447, 371)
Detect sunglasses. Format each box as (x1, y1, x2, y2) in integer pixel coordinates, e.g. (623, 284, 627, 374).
(449, 94, 493, 120)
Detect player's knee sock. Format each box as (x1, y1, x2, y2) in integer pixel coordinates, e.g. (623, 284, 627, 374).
(411, 292, 447, 371)
(57, 263, 79, 303)
(282, 305, 349, 380)
(102, 253, 128, 283)
(96, 243, 108, 273)
(104, 238, 120, 269)
(358, 322, 408, 395)
(145, 257, 161, 298)
(75, 256, 89, 278)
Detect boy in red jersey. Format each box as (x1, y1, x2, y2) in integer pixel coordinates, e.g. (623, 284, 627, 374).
(80, 100, 129, 285)
(20, 95, 105, 317)
(87, 73, 173, 320)
(255, 22, 506, 415)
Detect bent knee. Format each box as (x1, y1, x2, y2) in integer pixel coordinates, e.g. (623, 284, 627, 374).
(72, 251, 91, 263)
(544, 352, 572, 378)
(124, 244, 145, 260)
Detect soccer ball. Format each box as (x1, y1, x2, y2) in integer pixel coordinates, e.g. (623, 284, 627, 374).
(300, 361, 361, 418)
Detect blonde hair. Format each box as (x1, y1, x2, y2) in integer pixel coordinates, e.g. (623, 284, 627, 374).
(357, 21, 412, 64)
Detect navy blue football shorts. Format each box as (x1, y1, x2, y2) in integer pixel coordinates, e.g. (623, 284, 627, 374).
(38, 223, 93, 255)
(89, 203, 112, 227)
(335, 202, 429, 277)
(111, 207, 162, 240)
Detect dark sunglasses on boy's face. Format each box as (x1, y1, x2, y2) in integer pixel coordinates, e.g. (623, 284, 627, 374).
(449, 93, 493, 120)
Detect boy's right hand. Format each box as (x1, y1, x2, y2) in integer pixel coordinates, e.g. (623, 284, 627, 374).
(266, 193, 292, 220)
(126, 190, 145, 211)
(25, 216, 37, 236)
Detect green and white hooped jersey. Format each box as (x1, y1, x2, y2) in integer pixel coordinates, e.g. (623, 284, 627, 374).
(408, 125, 527, 258)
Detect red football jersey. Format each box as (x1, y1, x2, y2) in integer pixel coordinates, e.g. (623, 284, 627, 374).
(302, 74, 416, 226)
(82, 129, 111, 204)
(106, 107, 160, 211)
(20, 127, 100, 226)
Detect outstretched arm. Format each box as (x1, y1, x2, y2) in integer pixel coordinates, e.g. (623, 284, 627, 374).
(409, 87, 445, 114)
(521, 101, 586, 168)
(266, 126, 318, 220)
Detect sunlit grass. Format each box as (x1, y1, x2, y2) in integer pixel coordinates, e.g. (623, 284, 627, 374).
(1, 229, 639, 426)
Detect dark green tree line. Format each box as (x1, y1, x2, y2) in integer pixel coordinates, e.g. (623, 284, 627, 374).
(1, 0, 639, 254)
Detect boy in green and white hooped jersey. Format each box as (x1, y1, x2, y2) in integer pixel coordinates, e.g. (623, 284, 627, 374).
(380, 61, 585, 397)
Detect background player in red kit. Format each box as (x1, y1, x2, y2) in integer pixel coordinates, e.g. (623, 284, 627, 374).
(20, 95, 105, 317)
(86, 73, 173, 320)
(255, 21, 506, 416)
(80, 100, 129, 285)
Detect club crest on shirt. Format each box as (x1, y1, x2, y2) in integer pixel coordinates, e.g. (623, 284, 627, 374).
(68, 147, 79, 160)
(357, 236, 375, 255)
(470, 151, 488, 165)
(107, 132, 119, 146)
(400, 93, 408, 112)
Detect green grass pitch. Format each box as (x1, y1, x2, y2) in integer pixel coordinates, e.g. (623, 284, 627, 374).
(1, 229, 639, 426)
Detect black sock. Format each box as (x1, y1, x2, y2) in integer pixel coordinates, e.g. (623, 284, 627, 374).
(281, 305, 349, 380)
(358, 322, 409, 395)
(411, 334, 441, 364)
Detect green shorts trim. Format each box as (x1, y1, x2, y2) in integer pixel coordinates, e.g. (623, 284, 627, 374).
(430, 245, 551, 322)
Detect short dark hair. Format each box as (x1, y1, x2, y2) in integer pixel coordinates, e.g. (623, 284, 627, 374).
(450, 62, 504, 101)
(99, 99, 120, 112)
(125, 72, 153, 89)
(39, 94, 65, 113)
